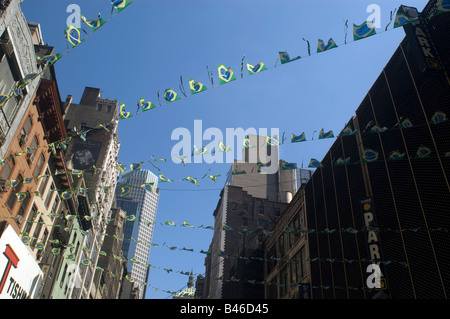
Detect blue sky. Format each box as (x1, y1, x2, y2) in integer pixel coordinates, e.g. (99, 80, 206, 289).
(21, 0, 430, 299)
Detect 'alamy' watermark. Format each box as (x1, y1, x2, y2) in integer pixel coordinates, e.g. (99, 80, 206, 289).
(171, 120, 280, 173)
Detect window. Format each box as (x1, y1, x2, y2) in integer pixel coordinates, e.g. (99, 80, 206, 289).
(38, 171, 49, 195)
(60, 264, 68, 288)
(259, 205, 264, 215)
(280, 266, 288, 297)
(275, 207, 281, 217)
(242, 217, 248, 227)
(0, 157, 13, 181)
(30, 217, 43, 249)
(97, 104, 102, 111)
(279, 233, 286, 257)
(257, 218, 268, 230)
(242, 203, 248, 211)
(0, 31, 24, 123)
(33, 154, 45, 177)
(231, 202, 236, 211)
(27, 136, 38, 165)
(23, 205, 38, 236)
(6, 174, 22, 210)
(107, 105, 112, 112)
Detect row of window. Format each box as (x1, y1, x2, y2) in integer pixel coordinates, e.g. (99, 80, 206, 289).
(230, 201, 281, 217)
(267, 246, 308, 298)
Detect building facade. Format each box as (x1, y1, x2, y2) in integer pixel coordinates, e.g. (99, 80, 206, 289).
(116, 169, 160, 299)
(201, 135, 301, 299)
(269, 1, 450, 299)
(62, 87, 121, 299)
(264, 188, 311, 299)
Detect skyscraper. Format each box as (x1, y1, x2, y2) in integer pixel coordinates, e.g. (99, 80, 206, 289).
(115, 169, 160, 299)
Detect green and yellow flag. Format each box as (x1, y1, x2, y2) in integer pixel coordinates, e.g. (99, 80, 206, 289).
(120, 184, 132, 196)
(217, 65, 236, 84)
(394, 5, 419, 28)
(119, 103, 133, 119)
(112, 0, 132, 13)
(317, 38, 338, 52)
(291, 132, 306, 143)
(247, 62, 267, 75)
(353, 21, 376, 41)
(163, 89, 181, 103)
(318, 128, 334, 139)
(189, 79, 207, 94)
(140, 98, 156, 112)
(362, 148, 379, 163)
(81, 14, 107, 31)
(279, 51, 301, 64)
(65, 25, 84, 48)
(437, 0, 450, 14)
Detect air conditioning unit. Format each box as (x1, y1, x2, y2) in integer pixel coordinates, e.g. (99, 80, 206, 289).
(0, 38, 13, 56)
(18, 133, 28, 146)
(0, 178, 9, 192)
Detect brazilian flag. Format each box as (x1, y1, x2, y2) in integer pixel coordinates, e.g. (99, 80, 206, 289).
(65, 25, 84, 48)
(38, 53, 63, 65)
(247, 62, 267, 75)
(222, 224, 232, 231)
(184, 176, 199, 186)
(120, 184, 132, 196)
(159, 174, 173, 182)
(81, 15, 107, 31)
(15, 192, 28, 202)
(163, 89, 181, 103)
(387, 150, 405, 161)
(266, 136, 280, 146)
(334, 157, 351, 166)
(119, 103, 133, 119)
(437, 0, 450, 14)
(219, 141, 231, 152)
(317, 38, 338, 52)
(60, 189, 74, 200)
(189, 79, 207, 94)
(279, 51, 301, 64)
(0, 94, 11, 107)
(291, 132, 306, 143)
(415, 145, 432, 159)
(141, 182, 155, 193)
(140, 98, 156, 112)
(394, 5, 419, 28)
(353, 21, 376, 41)
(182, 221, 195, 228)
(340, 125, 358, 136)
(112, 0, 132, 13)
(308, 158, 323, 168)
(319, 128, 334, 139)
(362, 148, 379, 162)
(130, 162, 143, 171)
(429, 111, 447, 124)
(400, 118, 413, 128)
(217, 65, 236, 84)
(209, 174, 220, 183)
(281, 161, 297, 170)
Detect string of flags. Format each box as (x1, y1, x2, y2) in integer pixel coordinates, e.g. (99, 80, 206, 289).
(2, 2, 448, 129)
(2, 213, 446, 266)
(2, 109, 449, 203)
(2, 107, 449, 198)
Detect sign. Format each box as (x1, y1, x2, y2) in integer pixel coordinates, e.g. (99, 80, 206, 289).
(360, 198, 389, 294)
(402, 6, 441, 72)
(0, 225, 43, 299)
